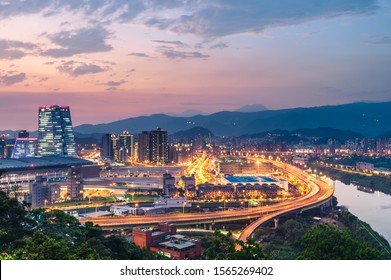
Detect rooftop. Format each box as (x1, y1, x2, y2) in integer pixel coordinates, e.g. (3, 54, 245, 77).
(224, 175, 279, 184)
(159, 237, 196, 250)
(0, 156, 93, 172)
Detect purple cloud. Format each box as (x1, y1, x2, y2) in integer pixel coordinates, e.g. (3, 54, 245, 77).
(0, 39, 38, 60)
(42, 26, 112, 57)
(57, 61, 108, 77)
(0, 72, 27, 85)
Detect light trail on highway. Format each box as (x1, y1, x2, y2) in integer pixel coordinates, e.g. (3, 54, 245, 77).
(81, 160, 334, 232)
(237, 159, 334, 245)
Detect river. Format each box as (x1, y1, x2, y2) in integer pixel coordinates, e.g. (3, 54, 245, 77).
(333, 180, 391, 245)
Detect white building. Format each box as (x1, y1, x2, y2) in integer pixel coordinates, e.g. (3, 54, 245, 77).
(154, 197, 192, 209)
(110, 205, 144, 216)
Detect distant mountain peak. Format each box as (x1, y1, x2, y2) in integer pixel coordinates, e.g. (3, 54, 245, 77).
(236, 104, 269, 112)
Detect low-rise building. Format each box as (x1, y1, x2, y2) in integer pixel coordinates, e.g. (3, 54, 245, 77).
(356, 162, 374, 172)
(154, 196, 191, 209)
(132, 223, 201, 260)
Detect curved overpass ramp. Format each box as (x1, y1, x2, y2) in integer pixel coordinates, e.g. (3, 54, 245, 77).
(238, 161, 334, 243)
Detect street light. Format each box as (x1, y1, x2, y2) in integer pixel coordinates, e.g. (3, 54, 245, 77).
(182, 201, 186, 214)
(135, 203, 139, 216)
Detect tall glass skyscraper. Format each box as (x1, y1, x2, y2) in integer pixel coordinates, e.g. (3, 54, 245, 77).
(37, 105, 76, 156)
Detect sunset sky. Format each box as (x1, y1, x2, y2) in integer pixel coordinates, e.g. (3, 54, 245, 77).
(1, 0, 391, 130)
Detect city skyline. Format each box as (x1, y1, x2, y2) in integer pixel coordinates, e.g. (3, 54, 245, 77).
(1, 0, 391, 130)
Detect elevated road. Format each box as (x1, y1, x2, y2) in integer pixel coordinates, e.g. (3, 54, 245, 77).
(81, 161, 334, 231)
(237, 160, 334, 243)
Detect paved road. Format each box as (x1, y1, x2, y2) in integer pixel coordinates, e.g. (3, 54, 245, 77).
(237, 160, 334, 243)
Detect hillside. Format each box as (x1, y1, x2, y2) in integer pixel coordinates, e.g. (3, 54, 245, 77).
(170, 126, 215, 140)
(241, 127, 363, 142)
(73, 101, 391, 137)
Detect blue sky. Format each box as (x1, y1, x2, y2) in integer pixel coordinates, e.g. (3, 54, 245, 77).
(0, 0, 390, 130)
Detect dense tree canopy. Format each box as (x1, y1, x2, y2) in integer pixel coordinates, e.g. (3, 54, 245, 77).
(0, 190, 164, 260)
(202, 230, 268, 260)
(0, 191, 35, 252)
(297, 223, 385, 260)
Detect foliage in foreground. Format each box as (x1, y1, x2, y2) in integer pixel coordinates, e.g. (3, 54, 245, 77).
(297, 223, 385, 260)
(0, 190, 164, 260)
(202, 230, 268, 260)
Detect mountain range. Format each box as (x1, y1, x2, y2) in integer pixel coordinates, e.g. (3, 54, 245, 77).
(73, 101, 391, 138)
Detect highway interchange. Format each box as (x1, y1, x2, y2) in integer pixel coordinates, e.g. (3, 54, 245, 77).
(81, 159, 334, 239)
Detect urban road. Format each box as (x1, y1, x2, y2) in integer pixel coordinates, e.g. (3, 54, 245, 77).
(81, 160, 334, 240)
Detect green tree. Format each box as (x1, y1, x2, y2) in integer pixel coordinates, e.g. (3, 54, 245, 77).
(0, 253, 15, 260)
(71, 242, 99, 260)
(234, 237, 268, 260)
(0, 190, 35, 252)
(16, 230, 71, 260)
(202, 230, 236, 259)
(277, 219, 309, 243)
(297, 223, 384, 260)
(202, 230, 267, 260)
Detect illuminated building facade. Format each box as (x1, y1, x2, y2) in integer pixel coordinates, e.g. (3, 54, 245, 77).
(12, 138, 37, 159)
(101, 131, 134, 162)
(67, 166, 84, 200)
(137, 129, 169, 165)
(37, 105, 76, 156)
(150, 128, 169, 165)
(119, 130, 133, 162)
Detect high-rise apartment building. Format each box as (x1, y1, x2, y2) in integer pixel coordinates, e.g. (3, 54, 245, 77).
(67, 166, 83, 200)
(37, 105, 76, 156)
(101, 133, 114, 160)
(119, 130, 133, 162)
(150, 128, 169, 165)
(138, 131, 150, 163)
(138, 128, 169, 165)
(101, 131, 134, 162)
(111, 134, 120, 161)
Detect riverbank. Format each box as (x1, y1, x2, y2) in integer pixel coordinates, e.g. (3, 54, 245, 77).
(252, 205, 391, 259)
(310, 164, 391, 195)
